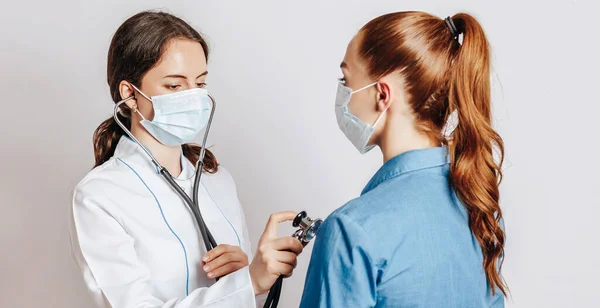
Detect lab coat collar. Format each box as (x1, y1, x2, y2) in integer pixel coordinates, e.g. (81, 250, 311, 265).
(361, 147, 450, 195)
(115, 136, 196, 181)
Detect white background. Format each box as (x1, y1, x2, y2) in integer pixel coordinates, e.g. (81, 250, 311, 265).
(1, 1, 598, 307)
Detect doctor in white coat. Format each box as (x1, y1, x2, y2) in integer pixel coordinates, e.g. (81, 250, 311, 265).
(69, 11, 304, 308)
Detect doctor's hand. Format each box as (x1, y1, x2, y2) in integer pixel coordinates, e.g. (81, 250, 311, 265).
(202, 244, 249, 279)
(249, 211, 304, 295)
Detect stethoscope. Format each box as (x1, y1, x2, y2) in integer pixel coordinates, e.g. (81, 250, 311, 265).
(113, 93, 323, 308)
(113, 93, 218, 256)
(263, 211, 323, 308)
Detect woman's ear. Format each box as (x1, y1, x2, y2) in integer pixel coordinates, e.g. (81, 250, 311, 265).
(119, 80, 136, 109)
(376, 81, 392, 112)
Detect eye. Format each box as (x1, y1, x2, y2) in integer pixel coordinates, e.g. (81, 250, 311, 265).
(338, 77, 346, 85)
(166, 84, 181, 90)
(196, 83, 207, 88)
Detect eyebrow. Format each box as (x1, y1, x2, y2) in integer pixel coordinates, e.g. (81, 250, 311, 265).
(163, 71, 208, 79)
(340, 62, 347, 69)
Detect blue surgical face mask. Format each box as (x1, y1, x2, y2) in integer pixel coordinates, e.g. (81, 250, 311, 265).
(335, 81, 388, 154)
(131, 84, 211, 146)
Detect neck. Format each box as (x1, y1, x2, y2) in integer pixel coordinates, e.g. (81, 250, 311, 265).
(131, 125, 182, 177)
(377, 116, 437, 163)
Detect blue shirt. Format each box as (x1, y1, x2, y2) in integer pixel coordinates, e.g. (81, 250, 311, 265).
(300, 147, 504, 308)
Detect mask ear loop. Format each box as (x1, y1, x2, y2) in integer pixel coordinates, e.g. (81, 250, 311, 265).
(131, 104, 147, 121)
(130, 83, 152, 101)
(366, 64, 411, 128)
(351, 82, 377, 94)
(372, 106, 389, 127)
(349, 82, 383, 126)
(129, 83, 149, 121)
(113, 97, 160, 168)
(372, 83, 391, 128)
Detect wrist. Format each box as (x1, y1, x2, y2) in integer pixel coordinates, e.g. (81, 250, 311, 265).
(249, 262, 264, 295)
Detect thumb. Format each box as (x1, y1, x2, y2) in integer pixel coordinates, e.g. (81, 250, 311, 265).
(261, 211, 297, 240)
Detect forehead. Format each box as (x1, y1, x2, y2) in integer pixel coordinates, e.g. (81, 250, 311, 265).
(343, 36, 357, 63)
(152, 39, 207, 75)
(343, 35, 367, 73)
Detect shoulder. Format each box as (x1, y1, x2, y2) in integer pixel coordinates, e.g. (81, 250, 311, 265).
(328, 172, 455, 235)
(319, 200, 372, 246)
(328, 198, 367, 226)
(72, 158, 133, 211)
(310, 202, 380, 269)
(319, 197, 383, 249)
(196, 165, 245, 219)
(201, 165, 238, 190)
(213, 165, 235, 183)
(75, 159, 114, 193)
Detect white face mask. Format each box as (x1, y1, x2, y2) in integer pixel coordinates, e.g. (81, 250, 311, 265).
(335, 81, 388, 154)
(131, 84, 211, 146)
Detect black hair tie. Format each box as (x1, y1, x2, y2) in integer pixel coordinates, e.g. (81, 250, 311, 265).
(444, 16, 459, 39)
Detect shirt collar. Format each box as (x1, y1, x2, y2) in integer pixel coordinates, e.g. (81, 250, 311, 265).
(361, 147, 450, 195)
(115, 136, 195, 180)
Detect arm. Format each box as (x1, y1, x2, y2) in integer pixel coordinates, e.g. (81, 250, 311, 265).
(299, 212, 379, 308)
(69, 188, 255, 308)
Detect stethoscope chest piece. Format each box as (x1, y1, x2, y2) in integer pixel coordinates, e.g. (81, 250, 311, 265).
(291, 211, 323, 244)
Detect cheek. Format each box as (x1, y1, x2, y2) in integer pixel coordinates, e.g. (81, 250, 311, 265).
(348, 92, 378, 123)
(136, 99, 155, 120)
(347, 92, 366, 115)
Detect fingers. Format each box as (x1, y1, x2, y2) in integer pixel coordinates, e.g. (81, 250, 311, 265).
(203, 245, 249, 279)
(271, 237, 304, 255)
(262, 211, 297, 239)
(273, 251, 298, 268)
(204, 251, 248, 273)
(206, 262, 247, 279)
(203, 244, 233, 263)
(268, 262, 295, 278)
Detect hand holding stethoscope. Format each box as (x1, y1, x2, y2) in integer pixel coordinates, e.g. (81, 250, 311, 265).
(249, 211, 305, 295)
(199, 211, 304, 283)
(203, 211, 322, 308)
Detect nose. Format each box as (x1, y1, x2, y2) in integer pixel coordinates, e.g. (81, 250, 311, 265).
(184, 80, 196, 90)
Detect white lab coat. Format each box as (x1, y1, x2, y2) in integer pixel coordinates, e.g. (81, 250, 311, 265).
(70, 136, 264, 307)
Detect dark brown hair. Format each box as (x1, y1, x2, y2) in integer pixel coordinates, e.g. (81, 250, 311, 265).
(93, 11, 218, 172)
(359, 11, 506, 295)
